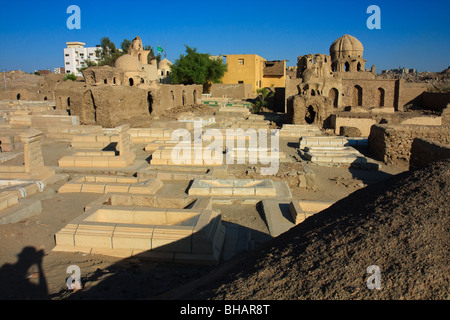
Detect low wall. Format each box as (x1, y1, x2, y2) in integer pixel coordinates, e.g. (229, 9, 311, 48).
(45, 125, 104, 140)
(211, 84, 253, 99)
(409, 138, 450, 169)
(410, 138, 450, 169)
(368, 124, 450, 164)
(332, 112, 442, 137)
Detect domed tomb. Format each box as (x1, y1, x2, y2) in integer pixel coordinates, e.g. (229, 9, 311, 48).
(330, 34, 364, 60)
(329, 34, 366, 72)
(115, 54, 143, 72)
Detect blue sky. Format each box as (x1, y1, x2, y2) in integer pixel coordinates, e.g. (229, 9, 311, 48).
(0, 0, 449, 73)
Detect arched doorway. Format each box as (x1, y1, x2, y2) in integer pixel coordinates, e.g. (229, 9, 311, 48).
(170, 90, 175, 109)
(357, 62, 361, 71)
(66, 97, 71, 115)
(378, 88, 385, 107)
(329, 88, 339, 108)
(83, 91, 97, 124)
(345, 62, 350, 72)
(353, 85, 363, 106)
(129, 78, 134, 86)
(148, 92, 153, 115)
(305, 105, 317, 124)
(16, 93, 21, 100)
(331, 62, 337, 72)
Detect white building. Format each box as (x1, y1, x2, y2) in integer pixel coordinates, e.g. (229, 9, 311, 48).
(64, 42, 101, 77)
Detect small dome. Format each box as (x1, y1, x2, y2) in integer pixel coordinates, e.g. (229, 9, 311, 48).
(115, 54, 142, 71)
(158, 58, 172, 70)
(330, 34, 364, 59)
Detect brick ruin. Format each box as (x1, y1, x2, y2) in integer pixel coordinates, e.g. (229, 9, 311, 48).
(53, 80, 202, 128)
(368, 124, 450, 165)
(52, 36, 203, 128)
(285, 34, 437, 133)
(0, 34, 449, 270)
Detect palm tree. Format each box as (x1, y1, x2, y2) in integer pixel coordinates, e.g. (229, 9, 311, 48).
(252, 87, 273, 113)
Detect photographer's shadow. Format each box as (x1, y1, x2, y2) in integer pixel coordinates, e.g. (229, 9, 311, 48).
(0, 246, 48, 300)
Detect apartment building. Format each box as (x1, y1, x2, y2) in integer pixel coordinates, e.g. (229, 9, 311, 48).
(64, 42, 101, 77)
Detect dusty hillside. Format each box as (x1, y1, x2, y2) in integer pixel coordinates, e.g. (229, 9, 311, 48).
(169, 160, 449, 300)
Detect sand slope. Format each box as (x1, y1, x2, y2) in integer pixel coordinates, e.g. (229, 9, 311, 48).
(177, 160, 449, 300)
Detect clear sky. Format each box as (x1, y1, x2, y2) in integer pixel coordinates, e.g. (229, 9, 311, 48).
(0, 0, 449, 73)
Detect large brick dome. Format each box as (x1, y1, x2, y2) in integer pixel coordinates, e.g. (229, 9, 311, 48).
(115, 54, 142, 71)
(330, 34, 364, 60)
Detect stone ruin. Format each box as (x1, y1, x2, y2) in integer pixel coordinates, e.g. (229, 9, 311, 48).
(285, 34, 447, 135)
(0, 128, 58, 224)
(0, 33, 448, 273)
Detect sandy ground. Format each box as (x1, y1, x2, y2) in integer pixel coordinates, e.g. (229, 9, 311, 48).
(0, 123, 408, 300)
(181, 160, 450, 300)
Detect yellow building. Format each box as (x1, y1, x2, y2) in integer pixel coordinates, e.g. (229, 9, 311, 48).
(262, 60, 287, 89)
(221, 54, 286, 93)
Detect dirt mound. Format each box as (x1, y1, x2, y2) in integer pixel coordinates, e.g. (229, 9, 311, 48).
(175, 160, 450, 300)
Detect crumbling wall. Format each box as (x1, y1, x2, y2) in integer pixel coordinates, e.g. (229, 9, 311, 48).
(90, 86, 150, 128)
(210, 84, 253, 99)
(54, 81, 87, 118)
(82, 66, 124, 86)
(442, 105, 450, 125)
(55, 82, 151, 127)
(410, 138, 450, 169)
(0, 73, 64, 101)
(368, 124, 450, 164)
(341, 78, 399, 110)
(55, 81, 203, 127)
(331, 112, 443, 136)
(157, 84, 203, 114)
(287, 95, 333, 126)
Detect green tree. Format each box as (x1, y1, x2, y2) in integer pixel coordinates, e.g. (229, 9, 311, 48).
(170, 46, 227, 92)
(96, 37, 125, 67)
(78, 59, 98, 73)
(121, 39, 132, 53)
(144, 45, 161, 64)
(252, 87, 273, 113)
(64, 73, 77, 81)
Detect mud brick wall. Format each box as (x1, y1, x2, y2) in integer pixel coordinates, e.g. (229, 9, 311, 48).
(443, 107, 450, 126)
(410, 138, 450, 169)
(210, 84, 253, 99)
(368, 124, 450, 164)
(331, 112, 442, 136)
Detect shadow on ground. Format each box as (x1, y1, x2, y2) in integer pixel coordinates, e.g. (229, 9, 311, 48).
(46, 221, 269, 300)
